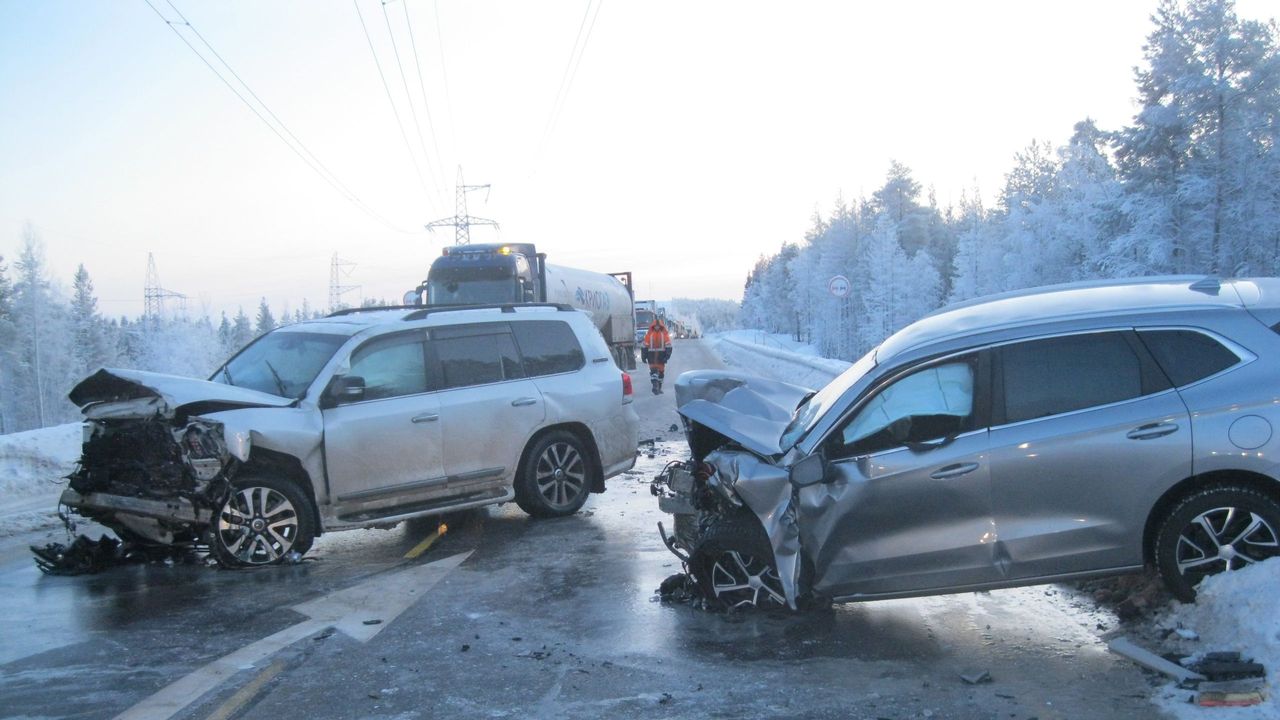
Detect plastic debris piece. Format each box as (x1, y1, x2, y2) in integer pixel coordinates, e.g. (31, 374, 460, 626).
(960, 671, 993, 685)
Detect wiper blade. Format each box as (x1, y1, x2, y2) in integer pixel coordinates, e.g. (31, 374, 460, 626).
(221, 365, 234, 386)
(264, 360, 288, 397)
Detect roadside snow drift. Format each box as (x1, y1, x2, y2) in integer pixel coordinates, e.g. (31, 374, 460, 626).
(0, 423, 81, 536)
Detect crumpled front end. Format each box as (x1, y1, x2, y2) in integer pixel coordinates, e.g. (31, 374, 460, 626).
(653, 448, 804, 609)
(61, 414, 236, 546)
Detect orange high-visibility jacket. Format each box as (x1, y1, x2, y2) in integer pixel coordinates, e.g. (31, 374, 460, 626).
(643, 322, 671, 352)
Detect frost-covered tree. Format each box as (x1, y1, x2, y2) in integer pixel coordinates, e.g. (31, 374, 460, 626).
(1114, 0, 1280, 275)
(6, 228, 78, 429)
(232, 307, 254, 350)
(255, 298, 276, 335)
(70, 264, 113, 378)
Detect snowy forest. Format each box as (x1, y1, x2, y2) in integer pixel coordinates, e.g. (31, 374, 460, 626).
(0, 231, 338, 433)
(742, 0, 1280, 359)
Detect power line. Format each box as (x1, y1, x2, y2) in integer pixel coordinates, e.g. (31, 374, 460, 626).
(535, 0, 604, 166)
(354, 0, 440, 216)
(399, 0, 449, 191)
(141, 0, 418, 234)
(432, 0, 460, 163)
(379, 0, 444, 200)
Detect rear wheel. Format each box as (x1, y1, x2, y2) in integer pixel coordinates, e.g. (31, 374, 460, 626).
(514, 431, 593, 518)
(689, 511, 787, 610)
(1154, 485, 1280, 602)
(212, 474, 316, 567)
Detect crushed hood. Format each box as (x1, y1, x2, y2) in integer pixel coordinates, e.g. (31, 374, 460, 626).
(70, 368, 293, 419)
(673, 370, 813, 457)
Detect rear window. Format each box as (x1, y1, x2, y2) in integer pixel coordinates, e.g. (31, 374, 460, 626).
(512, 321, 585, 376)
(1138, 329, 1240, 386)
(1001, 332, 1149, 423)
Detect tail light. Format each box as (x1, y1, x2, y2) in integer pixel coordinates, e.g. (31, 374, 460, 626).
(622, 372, 633, 403)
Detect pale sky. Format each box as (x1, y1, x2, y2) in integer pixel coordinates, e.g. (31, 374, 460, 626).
(1, 1, 1275, 320)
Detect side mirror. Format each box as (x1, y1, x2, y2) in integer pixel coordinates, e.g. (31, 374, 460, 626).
(325, 375, 366, 407)
(789, 452, 827, 487)
(402, 290, 422, 306)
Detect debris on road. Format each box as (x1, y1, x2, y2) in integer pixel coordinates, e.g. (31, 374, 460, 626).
(959, 671, 992, 685)
(31, 533, 196, 575)
(1108, 637, 1206, 684)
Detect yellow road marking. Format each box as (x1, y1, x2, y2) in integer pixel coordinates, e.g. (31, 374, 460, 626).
(202, 659, 287, 720)
(403, 523, 448, 559)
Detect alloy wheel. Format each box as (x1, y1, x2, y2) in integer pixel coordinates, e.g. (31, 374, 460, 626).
(707, 550, 787, 608)
(534, 441, 587, 511)
(217, 486, 300, 565)
(1175, 505, 1279, 582)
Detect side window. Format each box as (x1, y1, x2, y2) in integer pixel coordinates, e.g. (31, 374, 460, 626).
(1000, 332, 1160, 424)
(348, 333, 429, 401)
(434, 329, 526, 390)
(833, 360, 976, 457)
(512, 321, 585, 376)
(1138, 329, 1240, 387)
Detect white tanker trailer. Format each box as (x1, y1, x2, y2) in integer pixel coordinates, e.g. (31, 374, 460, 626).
(405, 243, 636, 369)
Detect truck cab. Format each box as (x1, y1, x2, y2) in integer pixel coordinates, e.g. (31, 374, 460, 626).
(412, 243, 541, 306)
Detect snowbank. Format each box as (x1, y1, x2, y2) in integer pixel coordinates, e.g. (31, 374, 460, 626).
(1154, 559, 1280, 719)
(709, 331, 851, 389)
(0, 423, 81, 536)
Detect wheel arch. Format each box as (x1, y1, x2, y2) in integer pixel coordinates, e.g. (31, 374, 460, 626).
(518, 422, 605, 493)
(239, 447, 324, 536)
(1142, 469, 1280, 564)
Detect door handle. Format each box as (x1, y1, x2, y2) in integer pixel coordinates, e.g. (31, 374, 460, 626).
(930, 462, 979, 480)
(411, 413, 439, 423)
(1126, 422, 1179, 440)
(511, 398, 538, 407)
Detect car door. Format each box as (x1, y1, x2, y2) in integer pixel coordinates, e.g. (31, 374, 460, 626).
(429, 324, 546, 488)
(986, 330, 1191, 580)
(800, 352, 1000, 599)
(322, 330, 445, 510)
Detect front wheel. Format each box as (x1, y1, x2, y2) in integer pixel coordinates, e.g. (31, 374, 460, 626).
(689, 511, 787, 610)
(514, 431, 593, 518)
(1154, 485, 1280, 602)
(212, 474, 316, 567)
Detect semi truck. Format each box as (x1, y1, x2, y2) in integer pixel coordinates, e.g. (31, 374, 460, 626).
(405, 243, 637, 369)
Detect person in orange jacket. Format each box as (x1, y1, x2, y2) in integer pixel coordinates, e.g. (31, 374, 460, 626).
(641, 317, 673, 394)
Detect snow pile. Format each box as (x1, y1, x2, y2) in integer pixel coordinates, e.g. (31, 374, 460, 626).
(0, 423, 81, 536)
(1154, 559, 1280, 719)
(710, 331, 851, 389)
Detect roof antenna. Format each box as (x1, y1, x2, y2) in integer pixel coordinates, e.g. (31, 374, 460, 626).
(1189, 276, 1221, 295)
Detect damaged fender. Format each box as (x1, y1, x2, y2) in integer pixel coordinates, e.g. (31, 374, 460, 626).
(704, 449, 804, 609)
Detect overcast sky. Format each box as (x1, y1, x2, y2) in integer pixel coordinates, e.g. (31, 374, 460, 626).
(1, 0, 1275, 320)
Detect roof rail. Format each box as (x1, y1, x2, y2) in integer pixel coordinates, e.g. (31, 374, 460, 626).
(401, 303, 575, 322)
(326, 304, 424, 318)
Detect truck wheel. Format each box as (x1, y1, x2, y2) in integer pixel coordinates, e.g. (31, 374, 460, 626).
(514, 431, 592, 518)
(689, 511, 787, 610)
(1154, 485, 1280, 602)
(212, 473, 316, 567)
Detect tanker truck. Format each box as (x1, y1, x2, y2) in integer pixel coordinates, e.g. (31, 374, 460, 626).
(404, 243, 636, 369)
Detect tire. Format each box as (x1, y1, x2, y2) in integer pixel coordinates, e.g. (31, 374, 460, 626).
(689, 511, 787, 610)
(212, 473, 316, 567)
(1154, 485, 1280, 602)
(514, 431, 593, 518)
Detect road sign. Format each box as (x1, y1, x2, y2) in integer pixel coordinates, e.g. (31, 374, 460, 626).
(828, 275, 851, 298)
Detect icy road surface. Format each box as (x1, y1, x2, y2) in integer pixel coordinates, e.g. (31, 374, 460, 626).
(0, 340, 1166, 719)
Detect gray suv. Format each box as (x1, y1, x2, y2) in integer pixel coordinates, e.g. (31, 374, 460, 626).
(654, 277, 1280, 608)
(61, 304, 639, 566)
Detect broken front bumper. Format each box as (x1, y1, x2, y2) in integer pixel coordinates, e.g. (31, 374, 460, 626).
(60, 488, 212, 526)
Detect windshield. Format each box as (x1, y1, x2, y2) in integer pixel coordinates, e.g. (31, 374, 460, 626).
(427, 278, 516, 305)
(212, 331, 348, 400)
(779, 346, 878, 449)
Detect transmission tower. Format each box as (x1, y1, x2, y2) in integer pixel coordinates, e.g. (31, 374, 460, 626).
(144, 253, 187, 320)
(425, 166, 498, 245)
(328, 253, 359, 311)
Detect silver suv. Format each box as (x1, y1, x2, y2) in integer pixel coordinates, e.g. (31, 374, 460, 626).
(62, 304, 639, 566)
(654, 277, 1280, 608)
